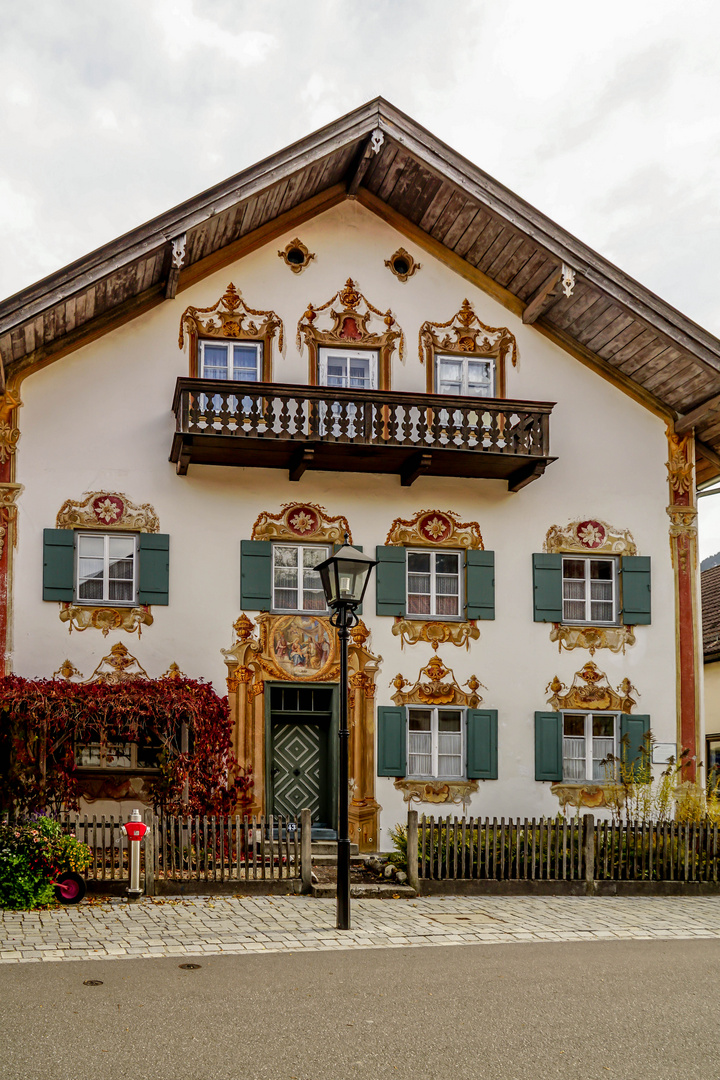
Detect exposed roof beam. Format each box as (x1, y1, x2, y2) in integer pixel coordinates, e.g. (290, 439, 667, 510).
(522, 268, 562, 324)
(675, 392, 720, 435)
(695, 440, 720, 473)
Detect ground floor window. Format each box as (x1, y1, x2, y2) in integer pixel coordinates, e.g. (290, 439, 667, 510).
(408, 706, 464, 779)
(75, 738, 162, 771)
(562, 712, 617, 782)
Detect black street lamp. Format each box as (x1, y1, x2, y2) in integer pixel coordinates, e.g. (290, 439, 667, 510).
(316, 536, 377, 930)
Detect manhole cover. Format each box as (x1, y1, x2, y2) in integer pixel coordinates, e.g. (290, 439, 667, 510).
(424, 913, 500, 925)
(179, 963, 202, 970)
(83, 979, 104, 986)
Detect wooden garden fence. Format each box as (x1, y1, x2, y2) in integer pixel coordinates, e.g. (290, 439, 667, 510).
(52, 810, 311, 893)
(406, 811, 720, 887)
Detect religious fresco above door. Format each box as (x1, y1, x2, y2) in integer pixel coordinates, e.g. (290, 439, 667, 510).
(262, 614, 338, 682)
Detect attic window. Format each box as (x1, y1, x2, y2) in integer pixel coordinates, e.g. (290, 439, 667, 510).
(385, 247, 420, 282)
(278, 238, 315, 274)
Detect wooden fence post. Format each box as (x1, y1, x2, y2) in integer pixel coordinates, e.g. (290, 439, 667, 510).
(407, 810, 419, 892)
(144, 809, 156, 897)
(301, 808, 312, 894)
(583, 813, 595, 895)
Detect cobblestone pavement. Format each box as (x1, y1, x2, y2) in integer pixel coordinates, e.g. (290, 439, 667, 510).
(2, 894, 720, 964)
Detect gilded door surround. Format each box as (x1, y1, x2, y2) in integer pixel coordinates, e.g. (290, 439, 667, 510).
(418, 298, 517, 396)
(543, 517, 638, 655)
(178, 282, 284, 381)
(666, 429, 700, 780)
(390, 655, 484, 806)
(295, 277, 403, 390)
(251, 502, 352, 544)
(222, 613, 382, 851)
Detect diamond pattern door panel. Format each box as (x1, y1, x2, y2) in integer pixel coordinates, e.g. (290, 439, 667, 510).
(272, 722, 321, 820)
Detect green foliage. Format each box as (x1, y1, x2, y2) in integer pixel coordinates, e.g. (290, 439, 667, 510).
(0, 816, 91, 909)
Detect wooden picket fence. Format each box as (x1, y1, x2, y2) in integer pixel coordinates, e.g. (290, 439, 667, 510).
(413, 813, 720, 884)
(53, 812, 304, 889)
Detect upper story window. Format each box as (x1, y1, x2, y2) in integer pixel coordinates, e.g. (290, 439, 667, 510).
(318, 348, 378, 390)
(562, 556, 617, 624)
(408, 706, 464, 779)
(563, 711, 617, 782)
(406, 549, 462, 619)
(435, 354, 494, 397)
(76, 533, 137, 606)
(199, 340, 262, 382)
(272, 543, 330, 613)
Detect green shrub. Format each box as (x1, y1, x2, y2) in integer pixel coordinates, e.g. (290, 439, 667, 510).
(0, 817, 91, 909)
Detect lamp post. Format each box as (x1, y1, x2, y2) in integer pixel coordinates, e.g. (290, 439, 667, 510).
(316, 536, 377, 930)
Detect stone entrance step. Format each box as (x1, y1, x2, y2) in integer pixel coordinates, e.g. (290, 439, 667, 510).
(311, 883, 417, 899)
(311, 841, 360, 857)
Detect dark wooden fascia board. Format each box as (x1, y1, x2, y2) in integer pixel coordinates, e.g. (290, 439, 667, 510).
(675, 392, 720, 436)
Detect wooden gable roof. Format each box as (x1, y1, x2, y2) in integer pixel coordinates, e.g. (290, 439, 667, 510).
(2, 97, 720, 480)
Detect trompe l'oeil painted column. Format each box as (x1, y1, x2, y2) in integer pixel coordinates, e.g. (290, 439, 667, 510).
(666, 429, 700, 781)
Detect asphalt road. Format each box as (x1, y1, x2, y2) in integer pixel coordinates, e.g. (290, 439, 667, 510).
(1, 938, 717, 1080)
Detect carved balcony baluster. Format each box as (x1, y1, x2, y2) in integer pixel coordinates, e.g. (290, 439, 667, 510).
(171, 379, 556, 489)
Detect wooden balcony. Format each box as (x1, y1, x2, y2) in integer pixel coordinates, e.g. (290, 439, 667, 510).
(170, 379, 556, 490)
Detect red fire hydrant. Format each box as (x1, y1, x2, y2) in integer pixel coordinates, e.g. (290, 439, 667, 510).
(121, 808, 147, 902)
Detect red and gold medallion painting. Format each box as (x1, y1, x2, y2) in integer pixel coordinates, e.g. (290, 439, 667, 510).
(418, 512, 453, 544)
(92, 495, 125, 525)
(575, 521, 606, 549)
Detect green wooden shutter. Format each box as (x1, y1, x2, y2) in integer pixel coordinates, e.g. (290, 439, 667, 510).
(467, 709, 498, 779)
(375, 546, 406, 617)
(138, 534, 170, 605)
(533, 554, 562, 622)
(240, 540, 272, 610)
(620, 714, 651, 776)
(465, 551, 495, 620)
(535, 711, 562, 781)
(377, 706, 406, 777)
(43, 529, 75, 602)
(620, 556, 651, 625)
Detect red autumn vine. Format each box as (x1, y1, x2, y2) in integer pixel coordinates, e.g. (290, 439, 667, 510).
(0, 675, 251, 816)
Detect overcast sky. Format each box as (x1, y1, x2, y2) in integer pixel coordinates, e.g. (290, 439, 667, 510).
(3, 0, 720, 549)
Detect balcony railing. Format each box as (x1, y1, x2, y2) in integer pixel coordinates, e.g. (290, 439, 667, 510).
(170, 379, 556, 490)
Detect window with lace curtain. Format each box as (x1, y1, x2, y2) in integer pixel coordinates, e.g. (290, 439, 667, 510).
(406, 549, 462, 619)
(562, 712, 617, 782)
(562, 556, 617, 624)
(408, 707, 464, 779)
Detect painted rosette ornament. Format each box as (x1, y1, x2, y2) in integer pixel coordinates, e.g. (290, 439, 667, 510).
(419, 512, 453, 543)
(92, 494, 124, 525)
(287, 506, 320, 536)
(575, 520, 606, 549)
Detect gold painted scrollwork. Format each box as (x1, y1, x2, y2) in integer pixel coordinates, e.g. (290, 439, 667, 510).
(386, 508, 484, 550)
(56, 492, 159, 533)
(549, 624, 636, 656)
(179, 282, 284, 352)
(60, 604, 153, 638)
(252, 502, 351, 544)
(418, 298, 517, 391)
(394, 778, 478, 806)
(392, 617, 480, 651)
(546, 662, 637, 713)
(392, 655, 484, 708)
(544, 519, 636, 556)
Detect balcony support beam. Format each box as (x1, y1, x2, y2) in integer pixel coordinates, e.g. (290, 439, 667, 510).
(401, 451, 432, 487)
(507, 460, 547, 492)
(289, 446, 315, 481)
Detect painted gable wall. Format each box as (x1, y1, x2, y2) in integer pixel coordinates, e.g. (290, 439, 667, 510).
(11, 199, 677, 832)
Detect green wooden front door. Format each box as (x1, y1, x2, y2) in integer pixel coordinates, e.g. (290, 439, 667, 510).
(269, 686, 334, 825)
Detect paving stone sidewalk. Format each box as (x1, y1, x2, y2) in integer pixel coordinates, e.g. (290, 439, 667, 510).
(2, 894, 720, 964)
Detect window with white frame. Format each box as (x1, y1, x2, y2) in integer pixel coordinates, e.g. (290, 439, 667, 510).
(562, 556, 617, 624)
(435, 354, 494, 397)
(562, 712, 617, 782)
(407, 549, 462, 618)
(199, 340, 262, 382)
(318, 348, 378, 390)
(408, 707, 464, 779)
(76, 533, 137, 606)
(272, 544, 330, 613)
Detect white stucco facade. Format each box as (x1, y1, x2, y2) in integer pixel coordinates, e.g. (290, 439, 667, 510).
(10, 200, 679, 842)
